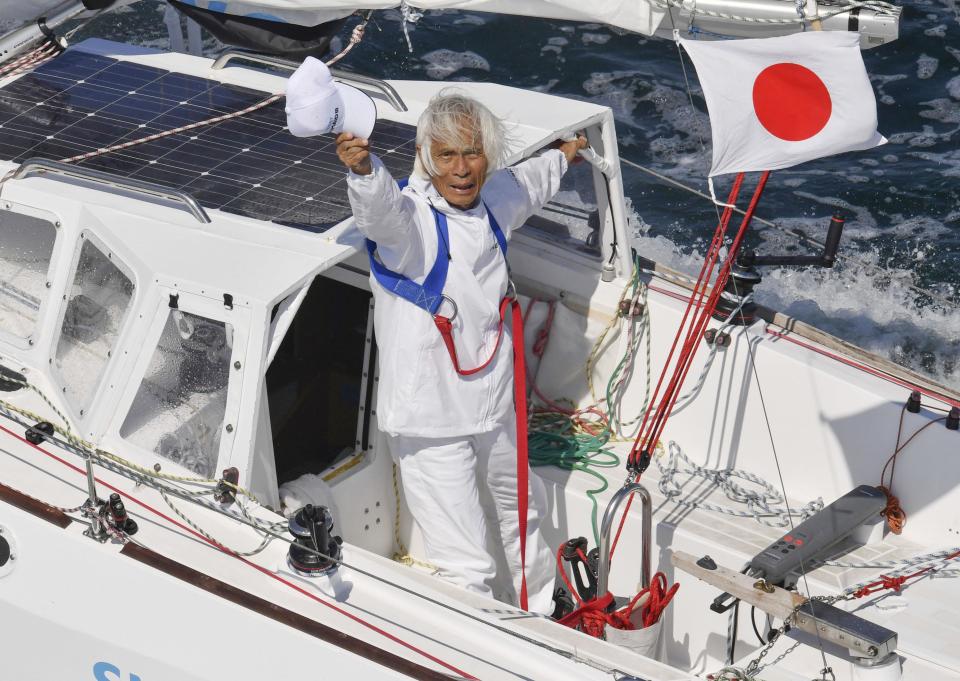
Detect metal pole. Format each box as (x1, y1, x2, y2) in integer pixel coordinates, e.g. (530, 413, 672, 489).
(82, 451, 107, 541)
(597, 482, 652, 598)
(598, 111, 634, 281)
(0, 1, 86, 66)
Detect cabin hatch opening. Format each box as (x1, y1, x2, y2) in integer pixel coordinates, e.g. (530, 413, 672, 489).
(267, 275, 371, 486)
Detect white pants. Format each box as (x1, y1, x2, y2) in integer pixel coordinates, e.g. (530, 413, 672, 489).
(388, 414, 556, 615)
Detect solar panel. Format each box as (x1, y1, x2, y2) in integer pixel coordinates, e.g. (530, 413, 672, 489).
(0, 49, 417, 233)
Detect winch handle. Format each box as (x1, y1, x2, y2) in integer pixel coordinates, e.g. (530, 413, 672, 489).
(821, 213, 845, 267)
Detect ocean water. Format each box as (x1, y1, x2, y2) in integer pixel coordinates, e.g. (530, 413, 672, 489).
(64, 1, 960, 389)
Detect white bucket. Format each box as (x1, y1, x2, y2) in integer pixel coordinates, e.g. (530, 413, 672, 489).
(852, 654, 902, 681)
(605, 617, 663, 660)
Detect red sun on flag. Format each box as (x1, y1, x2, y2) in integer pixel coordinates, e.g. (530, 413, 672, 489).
(752, 63, 832, 142)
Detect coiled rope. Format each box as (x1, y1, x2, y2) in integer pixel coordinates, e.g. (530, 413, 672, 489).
(655, 441, 824, 527)
(526, 255, 653, 545)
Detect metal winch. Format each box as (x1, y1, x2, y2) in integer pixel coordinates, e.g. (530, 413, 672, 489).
(287, 504, 342, 577)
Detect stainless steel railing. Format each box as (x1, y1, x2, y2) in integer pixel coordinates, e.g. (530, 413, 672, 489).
(211, 49, 408, 112)
(597, 482, 652, 596)
(12, 158, 211, 224)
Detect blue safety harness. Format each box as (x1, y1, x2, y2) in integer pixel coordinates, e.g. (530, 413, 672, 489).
(365, 179, 508, 315)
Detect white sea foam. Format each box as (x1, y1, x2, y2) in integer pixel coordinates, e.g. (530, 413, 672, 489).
(870, 73, 908, 106)
(626, 200, 960, 390)
(947, 76, 960, 99)
(421, 50, 490, 80)
(454, 14, 486, 26)
(920, 98, 960, 124)
(582, 33, 612, 45)
(582, 71, 711, 175)
(918, 54, 940, 79)
(542, 36, 568, 57)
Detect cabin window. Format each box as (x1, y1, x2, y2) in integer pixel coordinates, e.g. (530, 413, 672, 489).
(0, 210, 57, 342)
(524, 156, 601, 257)
(267, 274, 371, 485)
(119, 310, 233, 478)
(53, 236, 134, 418)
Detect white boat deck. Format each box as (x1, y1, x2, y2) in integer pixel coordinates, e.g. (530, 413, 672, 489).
(1, 33, 959, 681)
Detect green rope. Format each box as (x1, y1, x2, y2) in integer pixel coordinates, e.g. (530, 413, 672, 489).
(528, 413, 619, 547)
(528, 256, 648, 547)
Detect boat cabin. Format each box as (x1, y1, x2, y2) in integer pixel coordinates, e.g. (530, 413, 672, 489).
(2, 36, 960, 681)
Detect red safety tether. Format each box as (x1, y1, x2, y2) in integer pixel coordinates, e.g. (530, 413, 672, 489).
(433, 295, 531, 610)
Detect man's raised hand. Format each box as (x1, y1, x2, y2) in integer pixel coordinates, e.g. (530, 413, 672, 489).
(559, 134, 589, 164)
(336, 132, 372, 175)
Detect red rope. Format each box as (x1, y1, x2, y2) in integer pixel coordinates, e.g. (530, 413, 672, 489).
(630, 173, 745, 464)
(555, 542, 678, 638)
(528, 298, 556, 359)
(644, 171, 769, 455)
(610, 173, 773, 561)
(434, 296, 531, 610)
(851, 548, 960, 598)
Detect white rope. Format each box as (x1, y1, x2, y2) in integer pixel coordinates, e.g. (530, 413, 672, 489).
(827, 546, 960, 571)
(655, 441, 824, 527)
(840, 551, 960, 599)
(56, 94, 284, 165)
(43, 13, 371, 168)
(399, 0, 423, 53)
(0, 42, 59, 80)
(325, 12, 370, 67)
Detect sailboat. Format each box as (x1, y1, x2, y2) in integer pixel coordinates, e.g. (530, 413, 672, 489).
(1, 2, 957, 680)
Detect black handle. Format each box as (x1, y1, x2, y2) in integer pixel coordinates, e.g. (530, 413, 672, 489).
(821, 213, 845, 267)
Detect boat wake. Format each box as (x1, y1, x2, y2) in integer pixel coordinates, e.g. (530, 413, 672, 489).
(630, 209, 960, 391)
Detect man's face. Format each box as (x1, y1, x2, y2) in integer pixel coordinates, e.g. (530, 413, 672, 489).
(424, 127, 488, 210)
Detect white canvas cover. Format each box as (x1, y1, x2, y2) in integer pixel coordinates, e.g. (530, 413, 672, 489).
(170, 0, 665, 35)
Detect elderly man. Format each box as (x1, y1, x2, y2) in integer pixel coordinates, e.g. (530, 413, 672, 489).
(337, 90, 586, 614)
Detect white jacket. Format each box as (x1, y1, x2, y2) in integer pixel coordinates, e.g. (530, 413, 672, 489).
(347, 149, 568, 437)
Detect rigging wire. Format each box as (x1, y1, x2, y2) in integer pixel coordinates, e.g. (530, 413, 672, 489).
(749, 605, 766, 646)
(728, 272, 834, 677)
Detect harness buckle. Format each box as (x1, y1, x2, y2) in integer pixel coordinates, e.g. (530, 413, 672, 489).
(507, 278, 518, 301)
(437, 294, 458, 322)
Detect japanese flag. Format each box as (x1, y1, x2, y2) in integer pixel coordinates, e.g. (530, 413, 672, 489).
(679, 31, 886, 177)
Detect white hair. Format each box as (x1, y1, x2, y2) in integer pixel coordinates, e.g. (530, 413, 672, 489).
(413, 89, 508, 179)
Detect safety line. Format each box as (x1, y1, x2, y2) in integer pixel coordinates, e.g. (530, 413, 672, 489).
(765, 329, 960, 409)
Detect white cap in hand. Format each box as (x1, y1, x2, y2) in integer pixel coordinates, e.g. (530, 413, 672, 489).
(284, 56, 376, 139)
